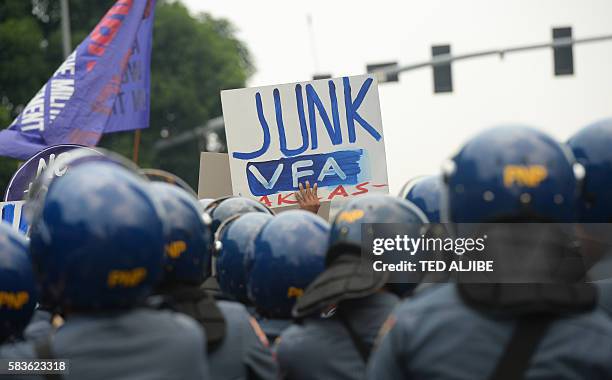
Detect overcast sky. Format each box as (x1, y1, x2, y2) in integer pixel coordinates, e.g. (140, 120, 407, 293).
(183, 0, 612, 193)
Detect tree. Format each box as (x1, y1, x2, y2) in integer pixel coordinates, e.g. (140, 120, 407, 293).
(0, 0, 252, 194)
(0, 1, 54, 197)
(136, 2, 251, 186)
(0, 106, 20, 196)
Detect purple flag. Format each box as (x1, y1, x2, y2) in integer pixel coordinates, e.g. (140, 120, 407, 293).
(0, 0, 155, 160)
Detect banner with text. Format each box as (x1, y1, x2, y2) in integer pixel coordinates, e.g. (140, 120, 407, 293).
(221, 75, 389, 207)
(4, 145, 100, 201)
(0, 0, 155, 160)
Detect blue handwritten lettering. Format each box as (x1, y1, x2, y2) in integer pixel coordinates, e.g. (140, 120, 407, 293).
(233, 77, 381, 161)
(306, 82, 342, 149)
(343, 77, 381, 143)
(232, 92, 271, 160)
(276, 87, 309, 156)
(246, 149, 363, 196)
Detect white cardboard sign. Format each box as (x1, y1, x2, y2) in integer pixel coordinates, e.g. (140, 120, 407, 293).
(221, 74, 389, 207)
(197, 152, 233, 200)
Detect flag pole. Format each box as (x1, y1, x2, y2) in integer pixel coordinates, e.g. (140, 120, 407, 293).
(132, 129, 141, 164)
(60, 0, 72, 58)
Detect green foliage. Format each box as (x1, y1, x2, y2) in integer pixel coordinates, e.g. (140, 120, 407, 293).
(0, 0, 252, 194)
(0, 17, 49, 111)
(133, 1, 251, 185)
(0, 106, 20, 195)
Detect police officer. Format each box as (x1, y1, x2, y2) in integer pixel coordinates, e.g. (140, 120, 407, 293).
(205, 196, 274, 235)
(399, 175, 443, 223)
(275, 195, 427, 380)
(203, 196, 275, 296)
(399, 175, 453, 286)
(568, 118, 612, 317)
(1, 159, 209, 380)
(0, 223, 37, 344)
(215, 212, 274, 304)
(150, 182, 278, 380)
(247, 210, 329, 341)
(367, 125, 612, 380)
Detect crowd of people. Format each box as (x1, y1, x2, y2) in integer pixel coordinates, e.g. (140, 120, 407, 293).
(0, 119, 611, 380)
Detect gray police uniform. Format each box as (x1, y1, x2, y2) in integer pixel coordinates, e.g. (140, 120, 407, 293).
(257, 317, 292, 343)
(22, 310, 53, 342)
(597, 282, 612, 316)
(367, 284, 612, 380)
(0, 308, 210, 380)
(159, 284, 277, 380)
(590, 254, 612, 317)
(210, 301, 278, 380)
(276, 292, 398, 380)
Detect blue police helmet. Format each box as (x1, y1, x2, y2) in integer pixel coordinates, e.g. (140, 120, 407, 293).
(443, 125, 583, 223)
(150, 182, 213, 285)
(567, 118, 612, 222)
(327, 195, 428, 297)
(400, 175, 443, 223)
(205, 196, 274, 235)
(248, 210, 329, 318)
(0, 223, 37, 342)
(215, 212, 273, 303)
(29, 161, 166, 312)
(329, 195, 428, 262)
(141, 168, 198, 199)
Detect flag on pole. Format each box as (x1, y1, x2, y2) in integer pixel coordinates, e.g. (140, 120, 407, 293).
(0, 0, 155, 160)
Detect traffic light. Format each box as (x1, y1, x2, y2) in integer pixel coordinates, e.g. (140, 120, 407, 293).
(366, 62, 399, 82)
(312, 74, 332, 80)
(432, 45, 453, 93)
(553, 27, 574, 76)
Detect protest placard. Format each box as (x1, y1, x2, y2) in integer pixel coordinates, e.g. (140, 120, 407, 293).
(197, 152, 233, 199)
(197, 152, 332, 220)
(221, 74, 389, 207)
(0, 201, 28, 234)
(5, 144, 100, 201)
